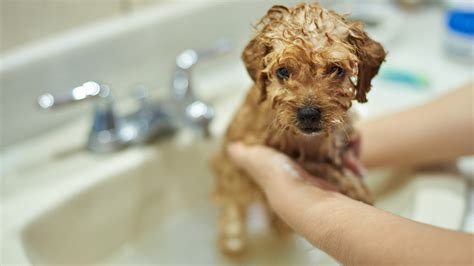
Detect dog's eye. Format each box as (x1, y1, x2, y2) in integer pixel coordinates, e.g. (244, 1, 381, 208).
(330, 66, 346, 78)
(276, 67, 290, 80)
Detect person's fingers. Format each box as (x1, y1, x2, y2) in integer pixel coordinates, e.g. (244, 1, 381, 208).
(227, 142, 297, 188)
(227, 142, 337, 192)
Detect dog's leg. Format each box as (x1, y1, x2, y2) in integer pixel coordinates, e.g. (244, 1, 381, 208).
(218, 202, 247, 255)
(210, 152, 260, 255)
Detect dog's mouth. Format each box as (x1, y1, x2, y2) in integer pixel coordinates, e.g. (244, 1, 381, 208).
(297, 125, 323, 135)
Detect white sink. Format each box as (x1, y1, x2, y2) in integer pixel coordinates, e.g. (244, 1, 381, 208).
(1, 2, 471, 265)
(19, 139, 319, 265)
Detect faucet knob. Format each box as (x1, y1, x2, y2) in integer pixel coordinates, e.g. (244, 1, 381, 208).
(37, 81, 126, 152)
(185, 100, 214, 137)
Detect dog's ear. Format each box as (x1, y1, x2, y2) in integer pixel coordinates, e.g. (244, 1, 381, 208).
(242, 37, 271, 102)
(348, 24, 386, 103)
(242, 38, 267, 81)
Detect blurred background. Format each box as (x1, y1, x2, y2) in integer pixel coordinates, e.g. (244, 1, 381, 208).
(1, 0, 165, 54)
(1, 0, 472, 146)
(1, 0, 472, 147)
(1, 0, 473, 265)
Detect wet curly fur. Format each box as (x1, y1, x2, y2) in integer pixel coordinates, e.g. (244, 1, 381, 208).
(210, 3, 385, 255)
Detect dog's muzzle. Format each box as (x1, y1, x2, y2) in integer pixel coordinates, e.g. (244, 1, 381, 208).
(296, 106, 322, 134)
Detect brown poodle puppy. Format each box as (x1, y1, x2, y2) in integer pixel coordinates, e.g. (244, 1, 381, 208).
(211, 2, 385, 255)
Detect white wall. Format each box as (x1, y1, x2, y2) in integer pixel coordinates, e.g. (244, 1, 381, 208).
(0, 0, 167, 54)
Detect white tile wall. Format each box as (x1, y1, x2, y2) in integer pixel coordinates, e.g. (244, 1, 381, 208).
(0, 0, 167, 53)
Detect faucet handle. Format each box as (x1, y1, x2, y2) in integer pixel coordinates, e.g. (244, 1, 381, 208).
(185, 100, 214, 137)
(172, 40, 234, 101)
(37, 81, 110, 109)
(198, 39, 234, 61)
(175, 39, 234, 70)
(37, 81, 126, 152)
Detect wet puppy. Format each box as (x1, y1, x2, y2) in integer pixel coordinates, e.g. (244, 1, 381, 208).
(211, 2, 385, 255)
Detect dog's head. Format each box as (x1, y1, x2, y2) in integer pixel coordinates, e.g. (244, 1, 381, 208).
(242, 3, 385, 135)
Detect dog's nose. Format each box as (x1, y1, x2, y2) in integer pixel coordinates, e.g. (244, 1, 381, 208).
(297, 107, 321, 126)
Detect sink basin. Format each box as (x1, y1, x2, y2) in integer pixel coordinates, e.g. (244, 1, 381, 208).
(20, 139, 321, 265)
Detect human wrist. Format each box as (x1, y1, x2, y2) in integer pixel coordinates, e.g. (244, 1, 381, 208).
(290, 189, 353, 246)
(299, 192, 376, 262)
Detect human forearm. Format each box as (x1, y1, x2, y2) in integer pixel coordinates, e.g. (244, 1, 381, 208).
(228, 143, 474, 265)
(305, 192, 473, 265)
(358, 81, 474, 168)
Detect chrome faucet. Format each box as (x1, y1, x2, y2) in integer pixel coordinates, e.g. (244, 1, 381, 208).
(171, 39, 233, 137)
(37, 81, 127, 152)
(36, 40, 233, 152)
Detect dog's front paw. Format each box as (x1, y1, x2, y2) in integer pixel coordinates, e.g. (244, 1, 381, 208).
(218, 233, 246, 256)
(218, 205, 247, 256)
(218, 220, 247, 255)
(340, 169, 374, 204)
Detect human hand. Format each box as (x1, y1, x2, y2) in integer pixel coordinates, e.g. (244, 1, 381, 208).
(227, 142, 348, 245)
(227, 142, 474, 265)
